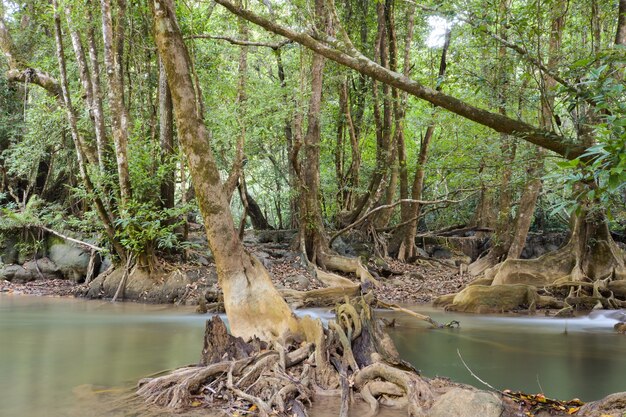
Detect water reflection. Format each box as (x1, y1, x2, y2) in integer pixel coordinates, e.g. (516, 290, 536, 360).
(0, 296, 204, 416)
(385, 306, 626, 401)
(1, 296, 625, 417)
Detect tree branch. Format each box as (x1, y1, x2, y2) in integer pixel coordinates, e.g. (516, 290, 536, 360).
(39, 226, 106, 252)
(214, 0, 586, 160)
(0, 15, 62, 97)
(185, 34, 292, 49)
(329, 197, 471, 246)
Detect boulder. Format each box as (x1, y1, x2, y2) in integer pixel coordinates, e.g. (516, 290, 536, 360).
(427, 388, 503, 417)
(284, 274, 310, 288)
(23, 258, 62, 279)
(578, 391, 626, 417)
(48, 242, 91, 282)
(0, 265, 34, 282)
(331, 236, 356, 257)
(608, 280, 626, 299)
(442, 284, 538, 313)
(0, 236, 19, 265)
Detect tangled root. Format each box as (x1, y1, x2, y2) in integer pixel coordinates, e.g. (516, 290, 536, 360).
(138, 299, 442, 416)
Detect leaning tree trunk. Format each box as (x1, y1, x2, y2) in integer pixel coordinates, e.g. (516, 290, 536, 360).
(151, 0, 299, 342)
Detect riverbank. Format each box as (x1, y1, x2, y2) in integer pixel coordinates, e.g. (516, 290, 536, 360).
(0, 255, 473, 306)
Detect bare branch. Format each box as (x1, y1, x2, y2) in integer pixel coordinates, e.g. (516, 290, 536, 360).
(329, 196, 471, 245)
(39, 226, 106, 252)
(185, 34, 291, 49)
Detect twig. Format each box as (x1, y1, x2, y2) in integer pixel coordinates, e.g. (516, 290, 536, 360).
(456, 349, 500, 393)
(378, 301, 442, 328)
(112, 255, 134, 303)
(330, 196, 471, 245)
(39, 225, 106, 252)
(536, 374, 545, 395)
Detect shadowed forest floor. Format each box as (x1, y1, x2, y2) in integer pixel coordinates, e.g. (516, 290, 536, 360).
(0, 230, 473, 305)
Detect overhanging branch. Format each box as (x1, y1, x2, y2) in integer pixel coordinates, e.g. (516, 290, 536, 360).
(185, 34, 291, 49)
(214, 0, 587, 160)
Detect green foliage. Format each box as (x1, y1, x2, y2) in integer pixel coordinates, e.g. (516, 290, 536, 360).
(549, 53, 626, 222)
(114, 202, 195, 258)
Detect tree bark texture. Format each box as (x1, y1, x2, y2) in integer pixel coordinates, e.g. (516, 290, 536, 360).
(158, 57, 175, 209)
(51, 0, 124, 260)
(151, 0, 299, 341)
(101, 0, 132, 204)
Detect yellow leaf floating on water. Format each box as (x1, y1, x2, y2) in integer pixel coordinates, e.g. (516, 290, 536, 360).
(599, 414, 614, 417)
(191, 400, 202, 407)
(249, 404, 258, 411)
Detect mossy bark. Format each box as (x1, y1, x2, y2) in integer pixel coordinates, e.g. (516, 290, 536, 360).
(151, 0, 299, 342)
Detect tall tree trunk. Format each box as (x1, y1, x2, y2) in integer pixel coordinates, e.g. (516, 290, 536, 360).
(298, 48, 327, 263)
(616, 0, 626, 46)
(339, 2, 393, 227)
(65, 7, 100, 168)
(158, 56, 175, 209)
(151, 0, 299, 341)
(275, 48, 299, 228)
(507, 0, 566, 259)
(335, 76, 361, 212)
(86, 0, 108, 175)
(469, 0, 518, 274)
(101, 0, 132, 205)
(223, 9, 248, 202)
(373, 0, 400, 229)
(52, 0, 124, 260)
(389, 28, 450, 260)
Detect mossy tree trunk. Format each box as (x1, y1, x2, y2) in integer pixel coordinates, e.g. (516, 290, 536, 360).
(151, 0, 300, 342)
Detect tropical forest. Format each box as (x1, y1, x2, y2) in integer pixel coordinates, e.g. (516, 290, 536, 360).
(0, 0, 625, 416)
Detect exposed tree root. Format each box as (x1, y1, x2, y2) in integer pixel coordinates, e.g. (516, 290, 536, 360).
(137, 298, 468, 416)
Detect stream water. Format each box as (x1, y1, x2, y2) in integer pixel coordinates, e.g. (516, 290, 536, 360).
(0, 295, 625, 416)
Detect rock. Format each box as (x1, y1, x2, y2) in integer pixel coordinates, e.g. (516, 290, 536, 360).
(615, 322, 626, 334)
(427, 388, 503, 417)
(48, 242, 91, 282)
(0, 265, 35, 282)
(442, 284, 538, 313)
(608, 281, 626, 299)
(331, 236, 356, 257)
(253, 251, 272, 268)
(23, 258, 62, 279)
(408, 271, 425, 280)
(431, 246, 453, 259)
(285, 274, 310, 288)
(578, 391, 626, 417)
(257, 230, 297, 244)
(414, 246, 429, 258)
(97, 256, 113, 275)
(0, 236, 19, 264)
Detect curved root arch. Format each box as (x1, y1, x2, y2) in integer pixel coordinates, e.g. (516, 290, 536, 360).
(137, 300, 442, 416)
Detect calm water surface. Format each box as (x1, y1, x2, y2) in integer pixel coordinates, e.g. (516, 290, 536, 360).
(1, 295, 625, 416)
